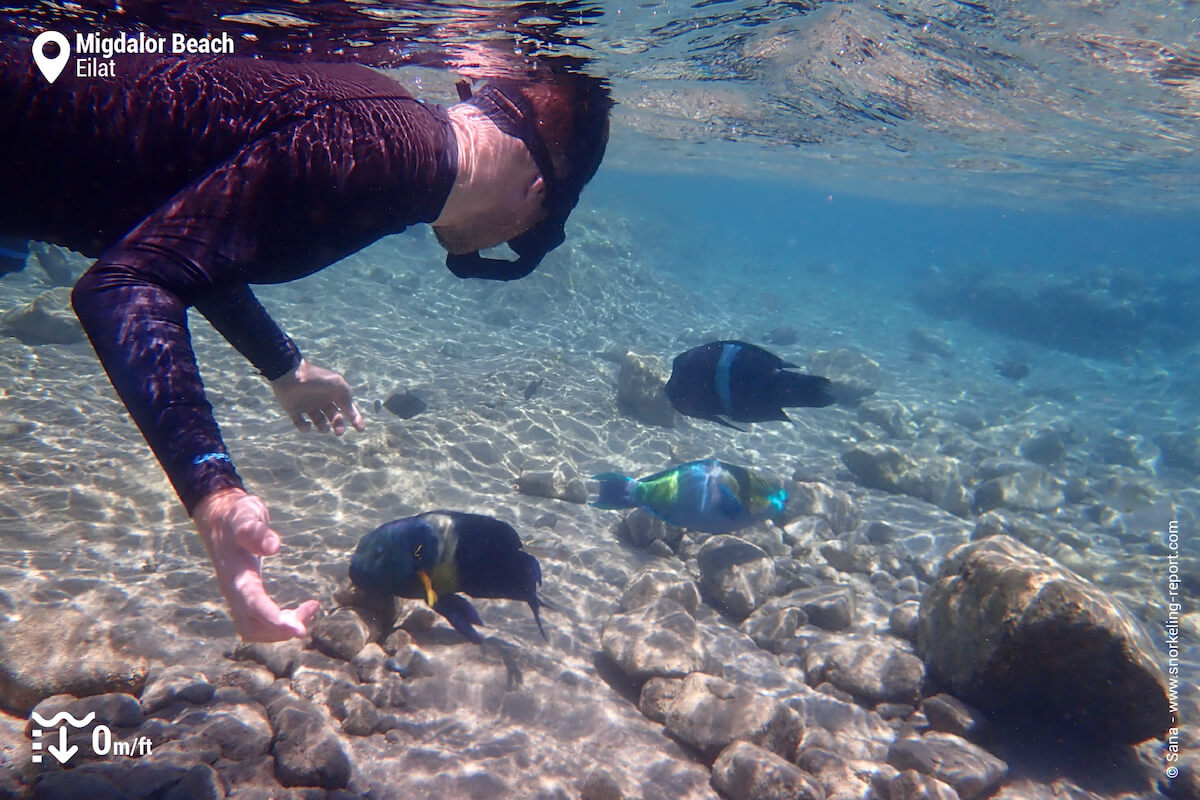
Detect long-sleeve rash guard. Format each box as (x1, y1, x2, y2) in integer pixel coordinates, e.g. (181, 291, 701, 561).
(0, 44, 457, 512)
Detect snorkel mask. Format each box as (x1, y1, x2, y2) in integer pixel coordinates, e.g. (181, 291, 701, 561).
(445, 78, 608, 281)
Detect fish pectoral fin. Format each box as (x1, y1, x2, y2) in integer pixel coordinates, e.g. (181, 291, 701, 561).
(417, 570, 439, 607)
(717, 486, 745, 517)
(433, 594, 484, 643)
(708, 415, 746, 432)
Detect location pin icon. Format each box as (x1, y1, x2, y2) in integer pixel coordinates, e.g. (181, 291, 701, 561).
(32, 31, 70, 85)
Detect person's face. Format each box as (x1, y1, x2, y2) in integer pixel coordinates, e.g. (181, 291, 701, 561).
(433, 107, 548, 254)
(434, 170, 545, 254)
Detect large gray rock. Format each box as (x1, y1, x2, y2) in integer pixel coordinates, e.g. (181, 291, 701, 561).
(32, 763, 223, 800)
(1096, 431, 1158, 470)
(661, 672, 804, 762)
(698, 536, 777, 620)
(265, 693, 351, 789)
(176, 700, 273, 761)
(807, 349, 881, 405)
(140, 667, 216, 713)
(919, 694, 987, 741)
(516, 462, 588, 504)
(1157, 429, 1200, 474)
(581, 767, 631, 800)
(888, 732, 1007, 799)
(32, 242, 87, 287)
(30, 691, 143, 732)
(1, 287, 84, 345)
(785, 481, 861, 534)
(970, 465, 1065, 515)
(858, 399, 917, 440)
(601, 599, 708, 682)
(783, 585, 856, 632)
(739, 603, 807, 655)
(918, 535, 1172, 744)
(615, 352, 677, 427)
(309, 608, 371, 662)
(0, 607, 151, 714)
(790, 686, 898, 762)
(793, 747, 875, 799)
(819, 540, 879, 575)
(620, 567, 701, 615)
(638, 676, 682, 725)
(618, 508, 685, 551)
(806, 639, 924, 706)
(889, 769, 962, 800)
(738, 584, 855, 653)
(712, 740, 825, 800)
(233, 640, 302, 679)
(841, 444, 972, 517)
(889, 601, 920, 643)
(1019, 429, 1067, 467)
(908, 329, 955, 360)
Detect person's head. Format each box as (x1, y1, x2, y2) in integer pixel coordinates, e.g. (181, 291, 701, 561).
(442, 72, 612, 280)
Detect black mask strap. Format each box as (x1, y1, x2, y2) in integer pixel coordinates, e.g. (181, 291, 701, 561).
(445, 251, 543, 281)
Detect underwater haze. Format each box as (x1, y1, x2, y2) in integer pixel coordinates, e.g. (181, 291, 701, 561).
(0, 1, 1198, 799)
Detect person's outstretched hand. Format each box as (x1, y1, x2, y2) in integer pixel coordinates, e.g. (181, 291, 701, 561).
(271, 359, 366, 435)
(193, 488, 320, 641)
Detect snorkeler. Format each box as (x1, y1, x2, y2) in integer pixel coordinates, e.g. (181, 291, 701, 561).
(0, 44, 610, 641)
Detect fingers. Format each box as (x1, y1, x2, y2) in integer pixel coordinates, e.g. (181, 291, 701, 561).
(281, 600, 322, 632)
(290, 405, 359, 436)
(231, 570, 317, 641)
(210, 516, 317, 641)
(335, 386, 366, 433)
(325, 403, 345, 436)
(275, 365, 366, 436)
(198, 491, 317, 642)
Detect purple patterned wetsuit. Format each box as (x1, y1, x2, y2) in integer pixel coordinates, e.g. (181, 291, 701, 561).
(0, 44, 457, 511)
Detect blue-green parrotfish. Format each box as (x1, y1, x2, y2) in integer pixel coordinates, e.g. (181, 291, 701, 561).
(665, 340, 834, 431)
(590, 458, 787, 534)
(348, 511, 545, 643)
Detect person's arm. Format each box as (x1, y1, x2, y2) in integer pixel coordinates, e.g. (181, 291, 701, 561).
(70, 115, 367, 640)
(195, 287, 364, 435)
(70, 88, 449, 640)
(193, 283, 302, 381)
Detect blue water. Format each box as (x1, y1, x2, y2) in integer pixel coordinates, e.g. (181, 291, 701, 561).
(590, 170, 1200, 286)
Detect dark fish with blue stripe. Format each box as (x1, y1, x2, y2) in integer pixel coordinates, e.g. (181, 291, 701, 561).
(665, 340, 834, 430)
(349, 511, 545, 643)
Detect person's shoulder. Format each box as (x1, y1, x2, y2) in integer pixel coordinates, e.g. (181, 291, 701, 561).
(274, 60, 414, 100)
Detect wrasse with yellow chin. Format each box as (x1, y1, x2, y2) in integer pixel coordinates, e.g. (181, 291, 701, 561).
(348, 511, 545, 643)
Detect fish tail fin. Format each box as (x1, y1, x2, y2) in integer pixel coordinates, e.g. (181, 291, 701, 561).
(776, 371, 835, 408)
(590, 473, 638, 509)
